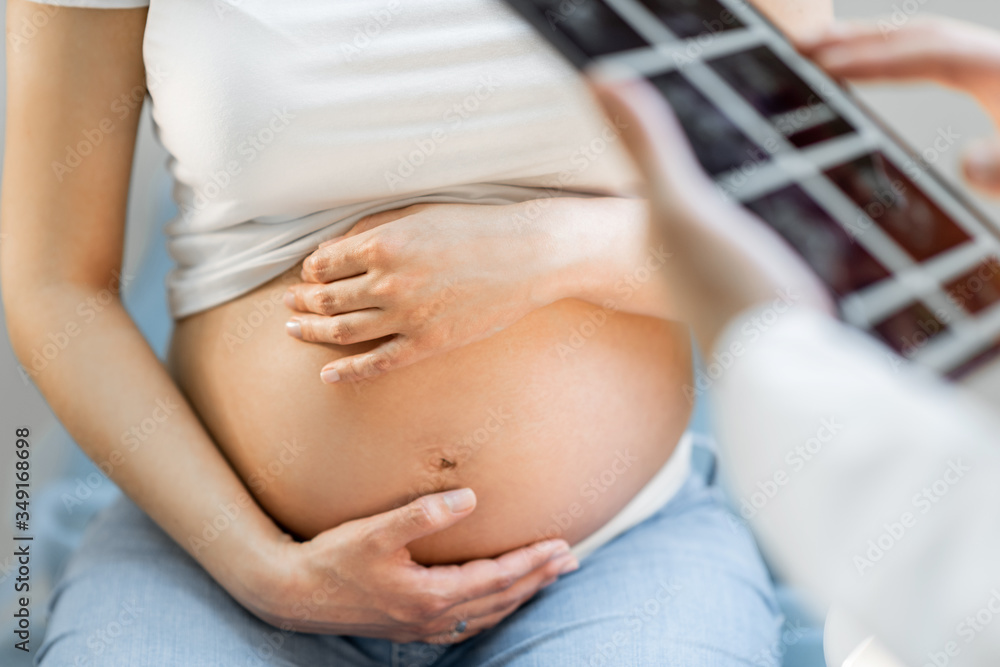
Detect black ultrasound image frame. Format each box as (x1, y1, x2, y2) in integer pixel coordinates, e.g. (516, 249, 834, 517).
(648, 70, 766, 177)
(504, 0, 1000, 378)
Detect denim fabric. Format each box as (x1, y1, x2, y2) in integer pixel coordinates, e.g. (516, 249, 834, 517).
(36, 469, 784, 667)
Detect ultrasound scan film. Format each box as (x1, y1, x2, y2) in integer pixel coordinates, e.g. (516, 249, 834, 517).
(744, 185, 890, 296)
(636, 0, 745, 39)
(708, 46, 856, 148)
(527, 0, 649, 60)
(823, 153, 972, 262)
(648, 70, 765, 176)
(505, 0, 1000, 377)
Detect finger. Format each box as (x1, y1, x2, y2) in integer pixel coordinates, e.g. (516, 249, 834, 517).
(802, 18, 976, 84)
(345, 205, 427, 239)
(418, 538, 573, 605)
(963, 138, 1000, 196)
(284, 275, 375, 315)
(423, 593, 540, 645)
(288, 310, 395, 346)
(421, 552, 577, 644)
(449, 551, 577, 619)
(301, 238, 369, 283)
(808, 38, 944, 82)
(317, 235, 345, 249)
(587, 72, 715, 210)
(319, 336, 415, 383)
(796, 19, 889, 52)
(359, 488, 480, 556)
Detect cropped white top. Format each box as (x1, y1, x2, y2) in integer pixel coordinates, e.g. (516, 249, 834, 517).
(37, 0, 642, 318)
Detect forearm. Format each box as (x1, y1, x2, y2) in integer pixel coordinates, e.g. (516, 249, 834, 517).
(6, 283, 284, 609)
(751, 0, 833, 38)
(537, 196, 679, 321)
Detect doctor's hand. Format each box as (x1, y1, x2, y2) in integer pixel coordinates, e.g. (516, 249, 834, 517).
(798, 17, 1000, 195)
(587, 75, 832, 353)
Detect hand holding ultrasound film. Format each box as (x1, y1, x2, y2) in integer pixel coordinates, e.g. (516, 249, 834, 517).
(504, 0, 1000, 378)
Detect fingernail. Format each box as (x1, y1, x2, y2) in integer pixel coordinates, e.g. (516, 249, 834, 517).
(540, 540, 569, 555)
(320, 367, 340, 383)
(442, 488, 476, 513)
(283, 291, 296, 309)
(558, 558, 580, 575)
(286, 320, 302, 339)
(966, 145, 998, 183)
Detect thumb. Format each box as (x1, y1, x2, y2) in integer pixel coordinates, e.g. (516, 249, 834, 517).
(587, 69, 714, 208)
(363, 488, 477, 555)
(962, 137, 1000, 196)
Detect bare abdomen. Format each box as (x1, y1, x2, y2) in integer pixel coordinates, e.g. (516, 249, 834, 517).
(168, 265, 693, 564)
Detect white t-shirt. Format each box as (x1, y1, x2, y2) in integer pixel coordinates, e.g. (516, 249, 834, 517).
(35, 0, 641, 318)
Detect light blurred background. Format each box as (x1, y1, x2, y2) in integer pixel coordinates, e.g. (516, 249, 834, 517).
(2, 1, 1000, 665)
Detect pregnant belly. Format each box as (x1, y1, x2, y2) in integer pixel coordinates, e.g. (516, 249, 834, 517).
(168, 264, 694, 565)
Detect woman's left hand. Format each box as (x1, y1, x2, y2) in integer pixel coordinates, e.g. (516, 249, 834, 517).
(284, 200, 600, 384)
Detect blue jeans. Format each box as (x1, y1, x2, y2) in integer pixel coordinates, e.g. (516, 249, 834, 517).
(36, 471, 783, 667)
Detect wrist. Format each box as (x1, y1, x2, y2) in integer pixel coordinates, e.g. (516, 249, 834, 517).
(197, 504, 294, 616)
(526, 196, 649, 308)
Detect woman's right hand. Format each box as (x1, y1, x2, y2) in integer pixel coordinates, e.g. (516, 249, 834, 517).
(798, 17, 1000, 194)
(238, 488, 576, 644)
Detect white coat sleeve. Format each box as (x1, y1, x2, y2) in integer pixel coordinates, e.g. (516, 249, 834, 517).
(711, 306, 1000, 666)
